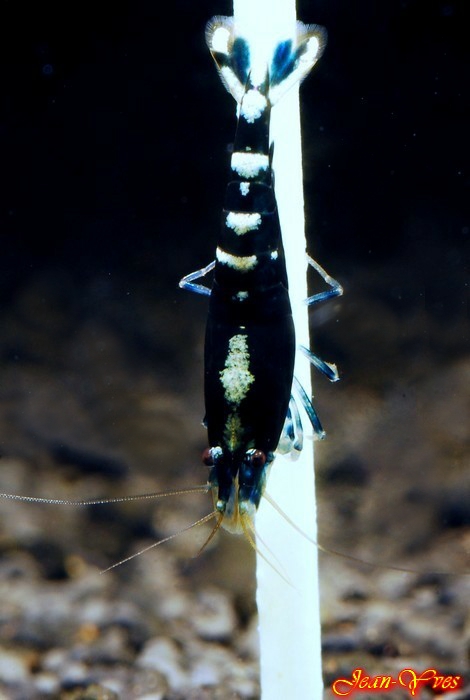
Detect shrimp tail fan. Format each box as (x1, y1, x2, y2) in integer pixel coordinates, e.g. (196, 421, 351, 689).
(205, 16, 327, 105)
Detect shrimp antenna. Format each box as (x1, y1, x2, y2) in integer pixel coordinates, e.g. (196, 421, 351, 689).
(193, 511, 225, 558)
(245, 511, 290, 580)
(263, 491, 470, 577)
(0, 484, 210, 507)
(100, 509, 219, 574)
(241, 512, 292, 587)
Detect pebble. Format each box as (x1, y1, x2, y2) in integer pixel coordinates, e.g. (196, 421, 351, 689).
(375, 569, 417, 600)
(34, 671, 60, 695)
(62, 684, 120, 699)
(0, 648, 30, 683)
(137, 637, 188, 691)
(322, 633, 360, 653)
(191, 587, 237, 641)
(61, 661, 91, 687)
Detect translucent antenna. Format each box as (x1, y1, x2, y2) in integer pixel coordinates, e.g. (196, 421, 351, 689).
(263, 490, 470, 577)
(100, 510, 219, 574)
(0, 485, 210, 507)
(243, 511, 291, 583)
(193, 511, 225, 558)
(240, 511, 292, 586)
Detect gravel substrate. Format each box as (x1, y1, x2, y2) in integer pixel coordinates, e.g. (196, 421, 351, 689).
(0, 261, 468, 699)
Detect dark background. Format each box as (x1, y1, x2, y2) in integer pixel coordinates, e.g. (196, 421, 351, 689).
(0, 0, 467, 302)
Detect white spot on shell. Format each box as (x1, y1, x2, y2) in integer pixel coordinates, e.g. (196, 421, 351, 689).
(226, 211, 261, 235)
(216, 248, 258, 271)
(240, 89, 268, 123)
(239, 182, 250, 196)
(231, 152, 269, 179)
(220, 334, 254, 405)
(211, 26, 231, 54)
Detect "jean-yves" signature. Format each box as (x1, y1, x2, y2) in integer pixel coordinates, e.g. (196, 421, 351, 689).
(332, 667, 462, 697)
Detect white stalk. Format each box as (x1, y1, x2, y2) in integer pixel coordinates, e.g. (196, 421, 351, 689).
(232, 0, 323, 698)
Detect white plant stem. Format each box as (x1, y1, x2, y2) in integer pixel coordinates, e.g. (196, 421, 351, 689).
(232, 1, 323, 698)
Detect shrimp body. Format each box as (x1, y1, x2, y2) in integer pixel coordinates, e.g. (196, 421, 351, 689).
(180, 18, 340, 533)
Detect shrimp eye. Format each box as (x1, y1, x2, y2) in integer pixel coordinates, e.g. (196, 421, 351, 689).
(202, 447, 214, 466)
(247, 449, 266, 468)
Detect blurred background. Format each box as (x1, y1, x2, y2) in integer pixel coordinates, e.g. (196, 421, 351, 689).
(0, 1, 468, 698)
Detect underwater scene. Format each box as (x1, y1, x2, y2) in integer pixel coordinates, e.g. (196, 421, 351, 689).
(0, 1, 468, 698)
